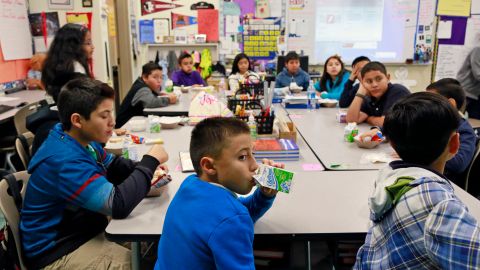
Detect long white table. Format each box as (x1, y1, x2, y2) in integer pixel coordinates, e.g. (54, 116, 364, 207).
(106, 107, 480, 270)
(121, 115, 324, 173)
(143, 92, 193, 116)
(286, 107, 393, 170)
(0, 90, 45, 123)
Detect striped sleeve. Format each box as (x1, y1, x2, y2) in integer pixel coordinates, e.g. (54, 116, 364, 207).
(58, 158, 114, 216)
(425, 199, 480, 269)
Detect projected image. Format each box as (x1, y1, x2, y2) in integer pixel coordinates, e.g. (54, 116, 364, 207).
(315, 0, 384, 42)
(314, 0, 407, 63)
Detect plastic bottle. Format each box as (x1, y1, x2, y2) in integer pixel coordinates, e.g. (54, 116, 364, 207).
(307, 80, 316, 111)
(121, 138, 130, 159)
(218, 77, 227, 103)
(248, 113, 258, 140)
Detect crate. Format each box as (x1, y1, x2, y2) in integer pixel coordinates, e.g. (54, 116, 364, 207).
(227, 97, 263, 112)
(237, 82, 264, 96)
(237, 114, 275, 134)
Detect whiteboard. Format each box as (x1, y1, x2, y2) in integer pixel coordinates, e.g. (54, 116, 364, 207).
(0, 0, 32, 60)
(286, 0, 436, 64)
(435, 15, 480, 81)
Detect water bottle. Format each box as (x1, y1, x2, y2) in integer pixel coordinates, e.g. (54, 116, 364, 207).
(248, 113, 258, 140)
(307, 80, 316, 111)
(218, 77, 227, 104)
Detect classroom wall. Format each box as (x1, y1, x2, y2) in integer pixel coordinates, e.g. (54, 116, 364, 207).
(131, 0, 219, 80)
(28, 0, 110, 83)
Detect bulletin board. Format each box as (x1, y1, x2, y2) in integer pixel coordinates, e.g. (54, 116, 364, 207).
(434, 15, 480, 81)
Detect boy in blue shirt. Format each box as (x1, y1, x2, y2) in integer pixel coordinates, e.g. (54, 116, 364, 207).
(20, 77, 169, 269)
(354, 92, 480, 269)
(426, 79, 477, 187)
(275, 51, 310, 90)
(155, 117, 283, 269)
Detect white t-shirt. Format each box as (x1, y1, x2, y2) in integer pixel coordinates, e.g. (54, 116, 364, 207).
(73, 61, 87, 74)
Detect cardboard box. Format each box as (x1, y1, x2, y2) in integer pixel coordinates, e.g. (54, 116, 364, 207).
(279, 122, 297, 142)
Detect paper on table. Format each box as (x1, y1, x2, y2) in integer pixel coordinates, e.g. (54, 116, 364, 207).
(437, 20, 453, 39)
(302, 163, 325, 171)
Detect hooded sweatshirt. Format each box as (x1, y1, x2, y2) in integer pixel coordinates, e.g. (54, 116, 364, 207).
(355, 160, 480, 269)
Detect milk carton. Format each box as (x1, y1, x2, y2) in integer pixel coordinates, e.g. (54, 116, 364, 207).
(254, 164, 294, 194)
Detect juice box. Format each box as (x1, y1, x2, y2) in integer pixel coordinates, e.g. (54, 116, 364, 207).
(254, 164, 294, 194)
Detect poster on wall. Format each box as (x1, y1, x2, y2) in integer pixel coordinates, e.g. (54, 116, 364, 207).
(141, 0, 182, 16)
(286, 0, 315, 59)
(28, 12, 60, 37)
(242, 19, 280, 60)
(154, 18, 169, 43)
(66, 12, 93, 30)
(171, 12, 197, 29)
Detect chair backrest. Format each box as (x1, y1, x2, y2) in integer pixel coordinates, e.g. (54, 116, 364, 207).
(15, 133, 34, 171)
(14, 102, 41, 135)
(276, 55, 309, 74)
(0, 171, 30, 270)
(465, 140, 480, 197)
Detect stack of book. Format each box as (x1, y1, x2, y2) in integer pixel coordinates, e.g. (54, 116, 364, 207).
(253, 139, 300, 161)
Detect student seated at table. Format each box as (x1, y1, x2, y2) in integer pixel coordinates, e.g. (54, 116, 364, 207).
(28, 23, 95, 156)
(171, 52, 206, 87)
(354, 92, 480, 269)
(20, 77, 169, 269)
(228, 53, 260, 92)
(314, 55, 351, 100)
(155, 117, 282, 269)
(426, 79, 477, 186)
(339, 56, 370, 108)
(346, 61, 410, 126)
(275, 51, 310, 90)
(115, 62, 177, 128)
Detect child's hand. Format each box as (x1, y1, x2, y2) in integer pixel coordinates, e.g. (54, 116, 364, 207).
(167, 93, 177, 104)
(260, 186, 277, 197)
(147, 145, 169, 164)
(262, 158, 285, 169)
(258, 159, 283, 197)
(159, 164, 169, 173)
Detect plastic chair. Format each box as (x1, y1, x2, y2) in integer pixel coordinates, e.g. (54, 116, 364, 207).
(465, 141, 480, 198)
(15, 133, 34, 171)
(0, 171, 30, 270)
(14, 102, 41, 135)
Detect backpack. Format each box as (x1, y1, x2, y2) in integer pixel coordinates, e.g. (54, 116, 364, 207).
(0, 173, 23, 270)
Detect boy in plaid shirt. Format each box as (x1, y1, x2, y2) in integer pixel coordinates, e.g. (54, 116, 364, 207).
(354, 92, 480, 269)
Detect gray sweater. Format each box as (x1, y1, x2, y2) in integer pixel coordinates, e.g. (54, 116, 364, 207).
(132, 87, 169, 108)
(457, 46, 480, 100)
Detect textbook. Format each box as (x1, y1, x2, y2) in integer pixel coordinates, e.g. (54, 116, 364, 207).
(253, 139, 299, 161)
